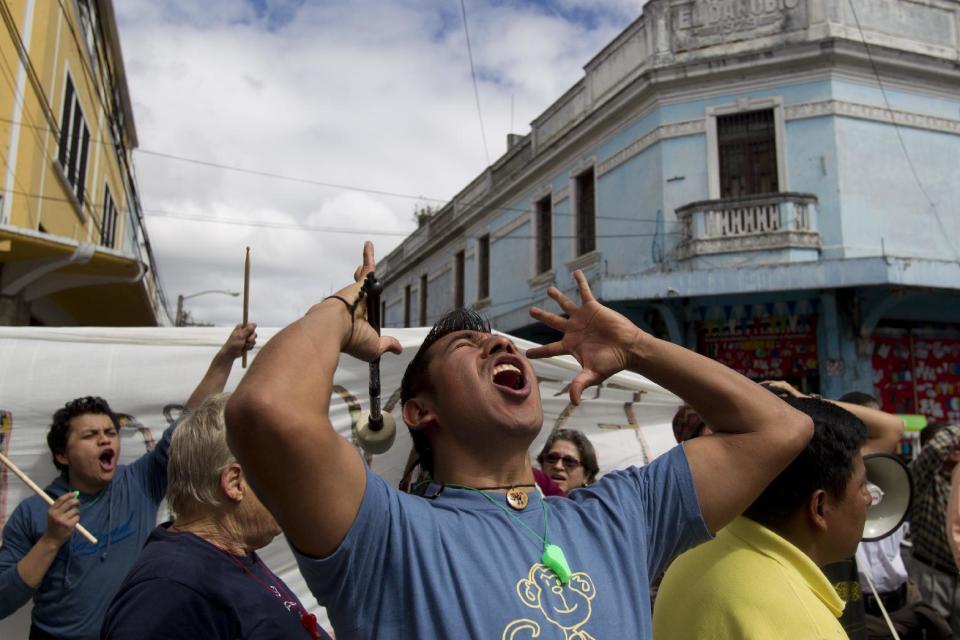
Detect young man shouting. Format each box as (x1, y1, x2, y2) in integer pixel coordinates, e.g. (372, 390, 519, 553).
(226, 242, 812, 639)
(0, 324, 256, 640)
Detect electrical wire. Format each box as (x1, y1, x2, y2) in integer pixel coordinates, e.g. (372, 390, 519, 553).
(845, 0, 958, 260)
(459, 0, 491, 167)
(52, 0, 173, 316)
(0, 115, 681, 225)
(0, 41, 52, 231)
(1, 1, 172, 315)
(0, 36, 113, 240)
(1, 187, 679, 240)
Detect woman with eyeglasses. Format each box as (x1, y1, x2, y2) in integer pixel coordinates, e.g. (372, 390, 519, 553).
(536, 429, 600, 494)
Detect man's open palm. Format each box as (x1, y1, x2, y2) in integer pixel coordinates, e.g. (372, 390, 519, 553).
(527, 270, 645, 405)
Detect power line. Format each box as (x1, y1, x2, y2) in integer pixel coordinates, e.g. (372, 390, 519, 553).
(0, 31, 106, 236)
(137, 146, 676, 223)
(146, 208, 679, 240)
(2, 1, 173, 315)
(0, 116, 680, 225)
(1, 187, 680, 240)
(51, 0, 174, 317)
(845, 0, 958, 260)
(459, 0, 491, 167)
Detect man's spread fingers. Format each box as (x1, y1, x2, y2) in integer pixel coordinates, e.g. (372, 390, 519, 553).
(530, 307, 567, 332)
(573, 270, 595, 303)
(547, 286, 578, 315)
(525, 342, 566, 360)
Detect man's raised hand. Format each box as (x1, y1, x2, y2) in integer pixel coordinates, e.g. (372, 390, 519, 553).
(527, 270, 645, 405)
(328, 241, 402, 362)
(220, 322, 258, 360)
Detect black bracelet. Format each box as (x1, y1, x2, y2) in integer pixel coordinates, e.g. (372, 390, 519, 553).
(323, 295, 360, 346)
(323, 295, 356, 315)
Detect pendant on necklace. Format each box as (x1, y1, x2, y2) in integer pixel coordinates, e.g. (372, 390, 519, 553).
(506, 487, 529, 510)
(541, 543, 572, 584)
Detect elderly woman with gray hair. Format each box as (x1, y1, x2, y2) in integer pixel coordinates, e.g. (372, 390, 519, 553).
(101, 394, 331, 640)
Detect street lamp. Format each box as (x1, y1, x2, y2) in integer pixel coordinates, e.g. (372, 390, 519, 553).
(175, 290, 240, 327)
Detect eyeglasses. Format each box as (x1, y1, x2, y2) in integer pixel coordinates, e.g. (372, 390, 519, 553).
(543, 453, 582, 471)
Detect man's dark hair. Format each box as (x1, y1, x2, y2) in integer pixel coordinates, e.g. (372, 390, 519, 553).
(400, 308, 491, 474)
(838, 390, 879, 407)
(744, 396, 867, 529)
(47, 396, 120, 473)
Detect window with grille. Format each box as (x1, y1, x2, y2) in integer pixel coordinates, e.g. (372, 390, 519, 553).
(717, 109, 778, 198)
(575, 168, 595, 256)
(478, 235, 490, 300)
(404, 285, 412, 328)
(419, 274, 428, 326)
(100, 186, 118, 248)
(454, 250, 465, 309)
(58, 75, 91, 207)
(536, 195, 552, 274)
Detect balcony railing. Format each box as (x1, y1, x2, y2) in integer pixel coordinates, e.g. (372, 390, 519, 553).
(676, 192, 820, 260)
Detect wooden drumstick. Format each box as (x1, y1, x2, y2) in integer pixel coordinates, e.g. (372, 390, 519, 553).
(242, 246, 250, 368)
(0, 451, 99, 544)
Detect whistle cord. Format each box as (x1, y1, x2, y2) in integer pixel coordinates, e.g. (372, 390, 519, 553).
(445, 484, 573, 584)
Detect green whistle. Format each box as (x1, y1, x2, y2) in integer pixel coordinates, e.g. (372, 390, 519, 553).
(542, 543, 571, 584)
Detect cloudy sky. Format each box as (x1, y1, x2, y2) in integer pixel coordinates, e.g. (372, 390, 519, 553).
(115, 0, 645, 326)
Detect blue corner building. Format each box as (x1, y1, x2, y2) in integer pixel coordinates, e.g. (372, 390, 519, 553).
(379, 0, 960, 423)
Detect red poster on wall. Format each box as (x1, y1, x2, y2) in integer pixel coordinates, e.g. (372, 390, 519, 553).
(696, 302, 819, 390)
(872, 335, 960, 424)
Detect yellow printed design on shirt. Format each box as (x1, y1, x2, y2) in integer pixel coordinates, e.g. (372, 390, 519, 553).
(502, 563, 597, 640)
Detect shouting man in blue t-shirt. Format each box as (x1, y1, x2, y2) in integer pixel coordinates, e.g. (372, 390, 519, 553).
(0, 324, 256, 640)
(226, 242, 814, 639)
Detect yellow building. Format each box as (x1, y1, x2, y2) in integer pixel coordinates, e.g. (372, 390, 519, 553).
(0, 0, 167, 325)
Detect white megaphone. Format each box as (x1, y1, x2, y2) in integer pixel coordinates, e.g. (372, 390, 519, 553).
(862, 453, 913, 542)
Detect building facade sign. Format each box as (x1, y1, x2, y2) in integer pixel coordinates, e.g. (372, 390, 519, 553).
(671, 0, 808, 50)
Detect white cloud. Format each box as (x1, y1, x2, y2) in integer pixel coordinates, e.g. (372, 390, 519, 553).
(116, 0, 638, 326)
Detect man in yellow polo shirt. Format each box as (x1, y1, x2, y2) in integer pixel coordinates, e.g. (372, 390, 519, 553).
(653, 397, 871, 639)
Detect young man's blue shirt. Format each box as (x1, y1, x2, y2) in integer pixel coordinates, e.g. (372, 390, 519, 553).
(0, 418, 178, 640)
(296, 444, 710, 639)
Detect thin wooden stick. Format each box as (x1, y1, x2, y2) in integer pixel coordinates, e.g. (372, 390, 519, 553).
(242, 246, 250, 368)
(0, 451, 98, 545)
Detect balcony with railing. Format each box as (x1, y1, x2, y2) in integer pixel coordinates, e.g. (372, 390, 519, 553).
(675, 193, 820, 265)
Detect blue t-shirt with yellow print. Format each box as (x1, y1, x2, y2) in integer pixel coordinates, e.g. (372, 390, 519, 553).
(295, 445, 710, 639)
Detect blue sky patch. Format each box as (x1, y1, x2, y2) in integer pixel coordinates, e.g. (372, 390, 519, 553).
(247, 0, 306, 31)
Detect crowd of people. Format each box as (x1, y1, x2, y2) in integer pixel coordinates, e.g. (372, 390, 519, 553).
(0, 240, 958, 639)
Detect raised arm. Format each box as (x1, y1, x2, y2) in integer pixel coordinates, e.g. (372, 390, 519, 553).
(225, 242, 401, 558)
(760, 381, 904, 454)
(128, 324, 258, 502)
(186, 323, 257, 411)
(528, 271, 812, 534)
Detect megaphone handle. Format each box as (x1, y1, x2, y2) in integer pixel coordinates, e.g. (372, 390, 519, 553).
(860, 562, 901, 640)
(362, 272, 384, 431)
